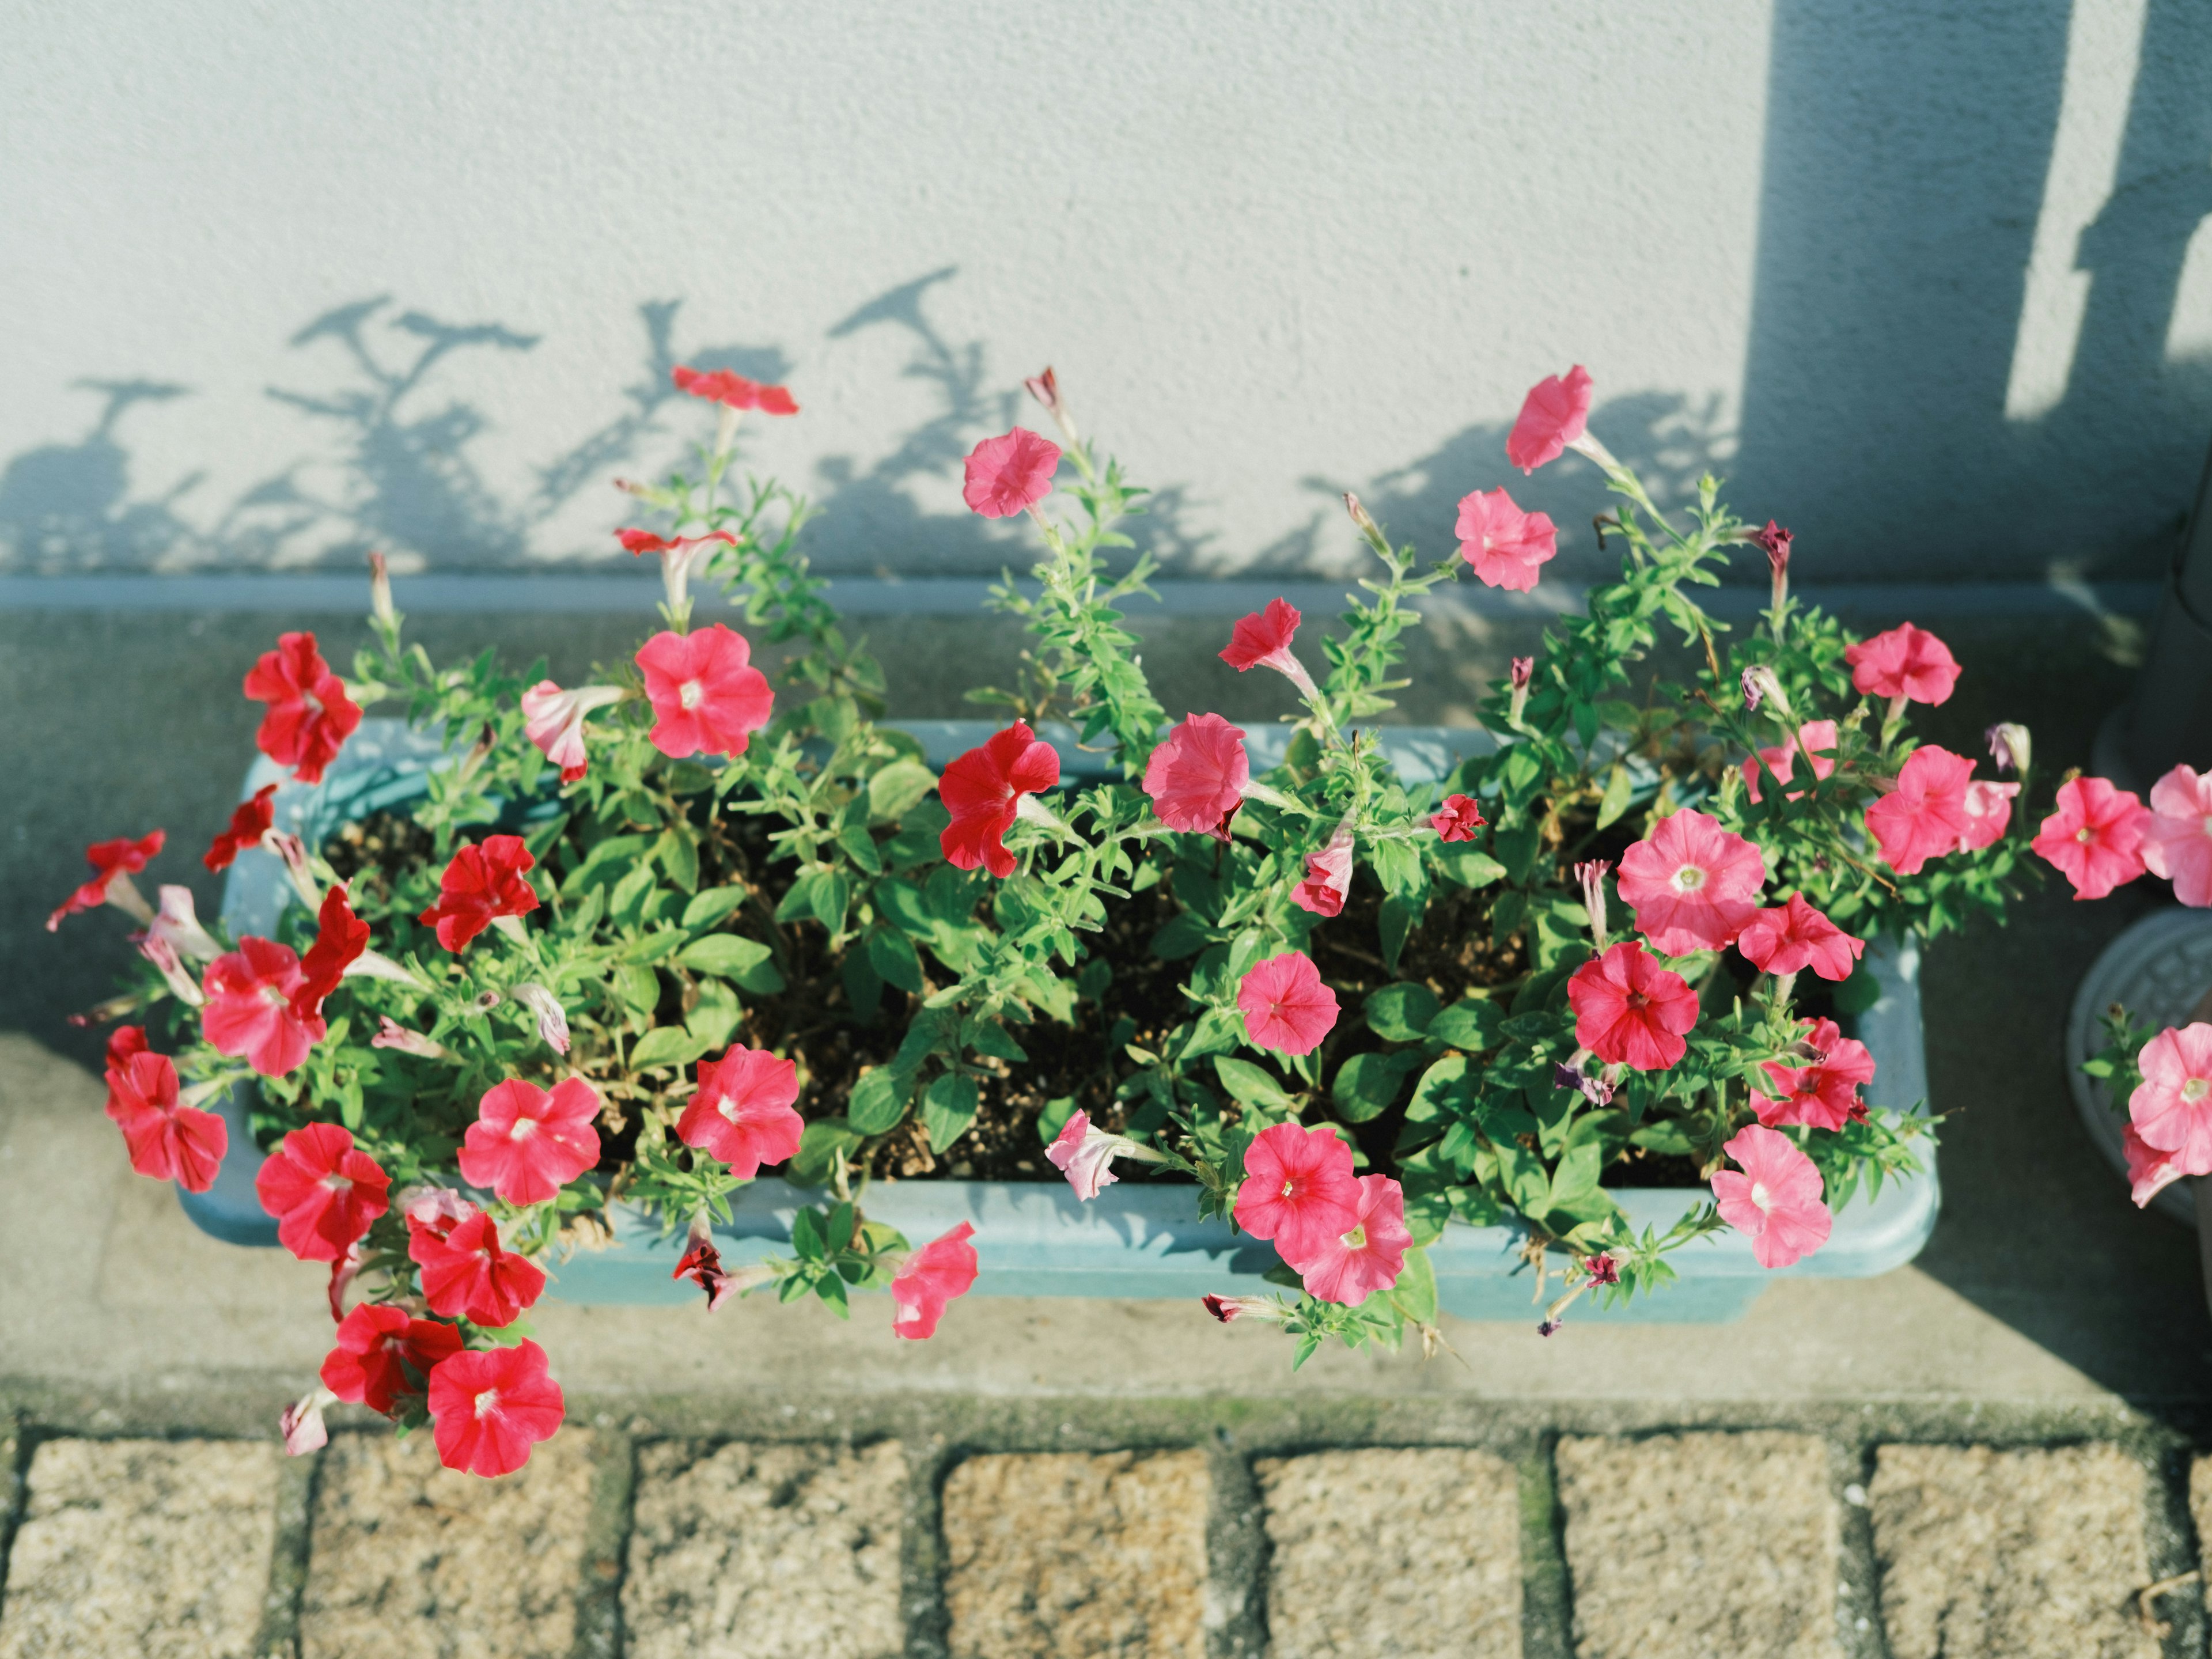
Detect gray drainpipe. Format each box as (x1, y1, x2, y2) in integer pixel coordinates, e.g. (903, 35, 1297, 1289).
(2097, 441, 2212, 791)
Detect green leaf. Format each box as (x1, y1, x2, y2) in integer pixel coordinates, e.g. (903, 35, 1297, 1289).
(790, 1207, 825, 1260)
(921, 1073, 980, 1153)
(1365, 982, 1439, 1043)
(613, 963, 660, 1019)
(681, 886, 749, 931)
(609, 861, 657, 925)
(1379, 895, 1422, 975)
(1149, 914, 1211, 961)
(1368, 837, 1422, 897)
(1437, 846, 1506, 889)
(789, 1118, 861, 1186)
(630, 1025, 710, 1070)
(1392, 1245, 1438, 1323)
(1595, 762, 1634, 830)
(522, 812, 570, 863)
(1426, 998, 1501, 1052)
(836, 825, 884, 875)
(1833, 964, 1883, 1016)
(677, 933, 774, 980)
(868, 758, 938, 823)
(1214, 1055, 1297, 1111)
(847, 1067, 910, 1135)
(685, 980, 742, 1049)
(1036, 1095, 1079, 1145)
(868, 927, 925, 993)
(963, 1018, 1028, 1062)
(654, 827, 700, 893)
(1332, 1051, 1416, 1123)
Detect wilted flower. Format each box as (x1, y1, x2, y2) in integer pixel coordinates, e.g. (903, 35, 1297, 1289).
(1508, 657, 1535, 726)
(204, 785, 278, 873)
(1575, 859, 1611, 948)
(1431, 794, 1485, 842)
(1741, 665, 1789, 717)
(511, 983, 571, 1055)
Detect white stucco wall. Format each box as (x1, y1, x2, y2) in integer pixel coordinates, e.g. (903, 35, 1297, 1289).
(2, 1, 2207, 586)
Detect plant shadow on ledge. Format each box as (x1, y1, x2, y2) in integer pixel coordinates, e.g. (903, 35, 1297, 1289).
(54, 357, 2173, 1480)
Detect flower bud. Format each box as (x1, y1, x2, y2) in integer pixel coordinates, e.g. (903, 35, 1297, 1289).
(1200, 1293, 1283, 1324)
(368, 550, 396, 630)
(1342, 492, 1388, 555)
(1987, 722, 2031, 775)
(135, 931, 206, 1007)
(1508, 656, 1535, 726)
(513, 983, 571, 1055)
(280, 1389, 334, 1457)
(1741, 665, 1790, 717)
(1574, 859, 1610, 949)
(371, 1017, 450, 1060)
(260, 830, 322, 910)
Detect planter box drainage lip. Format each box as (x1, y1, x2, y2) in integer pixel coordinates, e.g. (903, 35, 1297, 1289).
(179, 719, 1939, 1323)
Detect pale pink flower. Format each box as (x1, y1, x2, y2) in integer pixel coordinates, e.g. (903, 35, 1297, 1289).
(1288, 1173, 1410, 1305)
(1743, 720, 1839, 804)
(1955, 780, 2020, 853)
(520, 681, 624, 783)
(2129, 1023, 2212, 1173)
(143, 885, 221, 963)
(1506, 365, 1594, 473)
(1044, 1109, 1121, 1200)
(963, 428, 1060, 518)
(1291, 824, 1355, 918)
(1735, 895, 1862, 982)
(1233, 1123, 1361, 1264)
(1711, 1124, 1832, 1269)
(1575, 859, 1611, 948)
(1143, 714, 1248, 842)
(1844, 622, 1960, 707)
(280, 1390, 333, 1457)
(1454, 487, 1559, 592)
(1865, 745, 1975, 876)
(511, 983, 571, 1055)
(2031, 775, 2149, 900)
(2141, 764, 2212, 907)
(2123, 1122, 2188, 1208)
(371, 1017, 449, 1059)
(1237, 952, 1339, 1055)
(1614, 808, 1767, 955)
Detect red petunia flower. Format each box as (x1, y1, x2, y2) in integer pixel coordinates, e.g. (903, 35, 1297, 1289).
(254, 1123, 390, 1263)
(1743, 720, 1839, 804)
(1955, 779, 2020, 853)
(457, 1077, 603, 1206)
(427, 1339, 566, 1478)
(616, 528, 738, 559)
(635, 625, 775, 760)
(1567, 941, 1699, 1071)
(418, 835, 540, 953)
(408, 1206, 547, 1328)
(938, 720, 1060, 880)
(1431, 794, 1486, 842)
(1864, 745, 1976, 877)
(671, 365, 799, 415)
(1236, 952, 1340, 1056)
(892, 1221, 979, 1340)
(1614, 808, 1767, 955)
(1218, 598, 1320, 701)
(675, 1045, 804, 1179)
(1290, 825, 1355, 918)
(103, 1034, 227, 1192)
(47, 830, 164, 931)
(1843, 622, 1960, 708)
(1751, 1016, 1876, 1130)
(1288, 1172, 1410, 1305)
(1735, 894, 1863, 983)
(961, 427, 1060, 518)
(520, 681, 624, 784)
(1234, 1122, 1362, 1266)
(1711, 1124, 1831, 1269)
(202, 936, 326, 1077)
(291, 883, 369, 1023)
(1143, 714, 1249, 842)
(2031, 775, 2150, 900)
(319, 1302, 463, 1416)
(1454, 487, 1559, 592)
(205, 785, 278, 873)
(1506, 365, 1594, 473)
(244, 632, 362, 785)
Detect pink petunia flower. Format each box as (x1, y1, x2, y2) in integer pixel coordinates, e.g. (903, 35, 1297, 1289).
(1844, 622, 1960, 707)
(1614, 808, 1767, 955)
(418, 836, 540, 952)
(2031, 775, 2149, 900)
(1956, 780, 2020, 853)
(2123, 1122, 2189, 1209)
(1567, 941, 1699, 1071)
(244, 632, 361, 785)
(143, 885, 221, 964)
(672, 365, 798, 415)
(2129, 1023, 2212, 1173)
(675, 1045, 804, 1178)
(2141, 764, 2212, 907)
(202, 937, 326, 1077)
(320, 1303, 463, 1416)
(1751, 1017, 1876, 1131)
(520, 680, 626, 783)
(1289, 1173, 1410, 1305)
(103, 1035, 227, 1192)
(408, 1205, 547, 1328)
(204, 785, 278, 873)
(290, 883, 369, 1023)
(1735, 894, 1863, 983)
(48, 830, 165, 931)
(635, 625, 775, 760)
(1291, 824, 1356, 918)
(1143, 713, 1249, 842)
(255, 1123, 389, 1263)
(938, 720, 1060, 879)
(1865, 745, 1975, 876)
(1431, 794, 1486, 842)
(1711, 1124, 1832, 1269)
(1045, 1109, 1123, 1200)
(1506, 365, 1594, 473)
(892, 1221, 980, 1339)
(1743, 720, 1839, 805)
(1236, 952, 1340, 1055)
(963, 427, 1060, 518)
(1234, 1122, 1361, 1264)
(1218, 597, 1322, 700)
(428, 1339, 566, 1478)
(1454, 487, 1559, 592)
(458, 1077, 603, 1206)
(281, 1393, 331, 1457)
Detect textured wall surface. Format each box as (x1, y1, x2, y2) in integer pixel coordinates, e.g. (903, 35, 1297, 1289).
(2, 0, 2208, 584)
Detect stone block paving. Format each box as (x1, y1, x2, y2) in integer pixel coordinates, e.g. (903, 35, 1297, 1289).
(0, 1428, 2191, 1657)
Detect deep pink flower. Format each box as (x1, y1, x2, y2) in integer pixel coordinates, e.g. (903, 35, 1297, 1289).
(675, 1046, 804, 1177)
(2129, 1023, 2212, 1173)
(255, 1123, 389, 1263)
(428, 1339, 565, 1478)
(1233, 1123, 1362, 1264)
(1711, 1124, 1831, 1269)
(103, 1037, 226, 1192)
(2123, 1122, 2188, 1209)
(244, 632, 361, 785)
(47, 830, 164, 931)
(1751, 1017, 1876, 1131)
(636, 625, 775, 760)
(938, 720, 1060, 879)
(962, 427, 1060, 518)
(1144, 714, 1248, 842)
(1752, 521, 1791, 580)
(458, 1077, 603, 1205)
(408, 1206, 547, 1328)
(892, 1221, 979, 1339)
(204, 785, 278, 873)
(1567, 942, 1698, 1071)
(203, 937, 326, 1077)
(419, 835, 540, 952)
(673, 1225, 748, 1312)
(1289, 1173, 1410, 1305)
(1614, 808, 1767, 954)
(672, 365, 799, 415)
(1219, 597, 1306, 677)
(2030, 775, 2149, 900)
(520, 680, 624, 783)
(1045, 1109, 1122, 1200)
(1865, 745, 1975, 876)
(1844, 622, 1960, 707)
(1506, 365, 1594, 473)
(2141, 764, 2212, 907)
(1735, 895, 1862, 983)
(319, 1303, 463, 1416)
(1955, 780, 2020, 853)
(1236, 952, 1340, 1056)
(1291, 826, 1355, 918)
(1743, 720, 1839, 804)
(1454, 487, 1559, 592)
(1431, 794, 1486, 842)
(290, 883, 369, 1023)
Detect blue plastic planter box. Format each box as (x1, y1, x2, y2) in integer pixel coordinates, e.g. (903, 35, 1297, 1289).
(180, 719, 1937, 1322)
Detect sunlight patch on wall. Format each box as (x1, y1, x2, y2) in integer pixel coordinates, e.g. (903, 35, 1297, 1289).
(2165, 214, 2212, 365)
